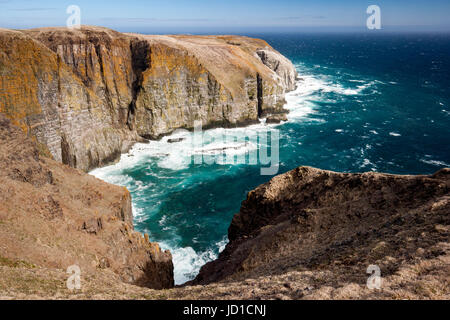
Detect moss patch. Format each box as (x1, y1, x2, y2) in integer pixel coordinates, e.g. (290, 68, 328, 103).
(0, 256, 36, 269)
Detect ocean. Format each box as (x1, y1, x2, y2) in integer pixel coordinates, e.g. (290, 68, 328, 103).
(91, 32, 450, 284)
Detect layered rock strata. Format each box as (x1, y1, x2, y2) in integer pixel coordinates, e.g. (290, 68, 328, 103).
(0, 26, 297, 171)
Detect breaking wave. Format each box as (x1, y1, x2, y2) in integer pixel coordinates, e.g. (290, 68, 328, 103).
(90, 64, 385, 284)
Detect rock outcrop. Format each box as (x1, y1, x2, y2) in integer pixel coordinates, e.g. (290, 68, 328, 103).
(193, 166, 450, 298)
(3, 25, 448, 300)
(0, 114, 173, 289)
(1, 160, 448, 299)
(0, 26, 297, 171)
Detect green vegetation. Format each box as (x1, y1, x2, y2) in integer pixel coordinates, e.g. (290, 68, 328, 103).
(0, 256, 36, 269)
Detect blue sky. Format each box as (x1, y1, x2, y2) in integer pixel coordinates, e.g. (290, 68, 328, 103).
(1, 0, 449, 33)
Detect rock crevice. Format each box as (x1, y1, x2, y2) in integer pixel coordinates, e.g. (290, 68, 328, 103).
(128, 39, 152, 130)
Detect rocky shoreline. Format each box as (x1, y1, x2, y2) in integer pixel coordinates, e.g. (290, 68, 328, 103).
(0, 113, 448, 298)
(0, 26, 297, 172)
(0, 26, 448, 299)
(0, 25, 298, 293)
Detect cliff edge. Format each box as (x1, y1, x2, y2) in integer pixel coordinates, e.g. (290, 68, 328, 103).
(0, 26, 297, 172)
(1, 158, 448, 299)
(0, 114, 173, 290)
(192, 166, 449, 299)
(2, 26, 447, 300)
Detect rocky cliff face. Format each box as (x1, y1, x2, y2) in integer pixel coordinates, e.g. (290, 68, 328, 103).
(193, 166, 449, 298)
(0, 114, 173, 289)
(4, 26, 446, 300)
(1, 158, 447, 299)
(0, 26, 297, 171)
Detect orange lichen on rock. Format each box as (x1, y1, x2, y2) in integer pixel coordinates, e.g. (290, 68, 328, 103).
(1, 26, 297, 171)
(0, 114, 174, 289)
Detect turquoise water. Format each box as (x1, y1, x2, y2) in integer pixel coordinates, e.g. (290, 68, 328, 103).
(91, 33, 450, 284)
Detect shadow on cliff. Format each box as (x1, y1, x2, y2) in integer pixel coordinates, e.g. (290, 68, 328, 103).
(192, 166, 450, 286)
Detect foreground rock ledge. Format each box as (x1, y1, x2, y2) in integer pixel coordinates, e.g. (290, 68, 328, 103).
(0, 120, 448, 298)
(193, 166, 449, 299)
(0, 114, 174, 290)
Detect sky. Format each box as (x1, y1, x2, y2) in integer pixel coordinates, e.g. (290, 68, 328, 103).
(1, 0, 449, 33)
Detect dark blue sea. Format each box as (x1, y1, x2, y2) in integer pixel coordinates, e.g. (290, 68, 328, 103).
(92, 33, 450, 284)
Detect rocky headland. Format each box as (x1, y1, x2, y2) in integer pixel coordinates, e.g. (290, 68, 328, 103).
(0, 114, 174, 291)
(192, 167, 449, 299)
(0, 26, 448, 299)
(0, 26, 297, 172)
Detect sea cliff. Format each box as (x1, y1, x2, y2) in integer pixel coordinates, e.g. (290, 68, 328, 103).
(1, 26, 448, 300)
(0, 114, 173, 290)
(0, 26, 297, 172)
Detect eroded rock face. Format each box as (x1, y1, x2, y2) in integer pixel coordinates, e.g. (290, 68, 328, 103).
(0, 28, 141, 172)
(0, 114, 173, 289)
(0, 26, 297, 171)
(194, 166, 450, 286)
(256, 49, 297, 92)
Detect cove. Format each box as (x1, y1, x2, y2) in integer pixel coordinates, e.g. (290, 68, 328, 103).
(91, 33, 450, 284)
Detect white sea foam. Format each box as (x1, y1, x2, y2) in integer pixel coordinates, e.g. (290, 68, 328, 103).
(286, 74, 375, 120)
(164, 237, 229, 285)
(91, 70, 368, 177)
(159, 215, 167, 226)
(420, 158, 449, 167)
(284, 73, 362, 120)
(351, 144, 377, 171)
(132, 204, 147, 224)
(89, 66, 376, 284)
